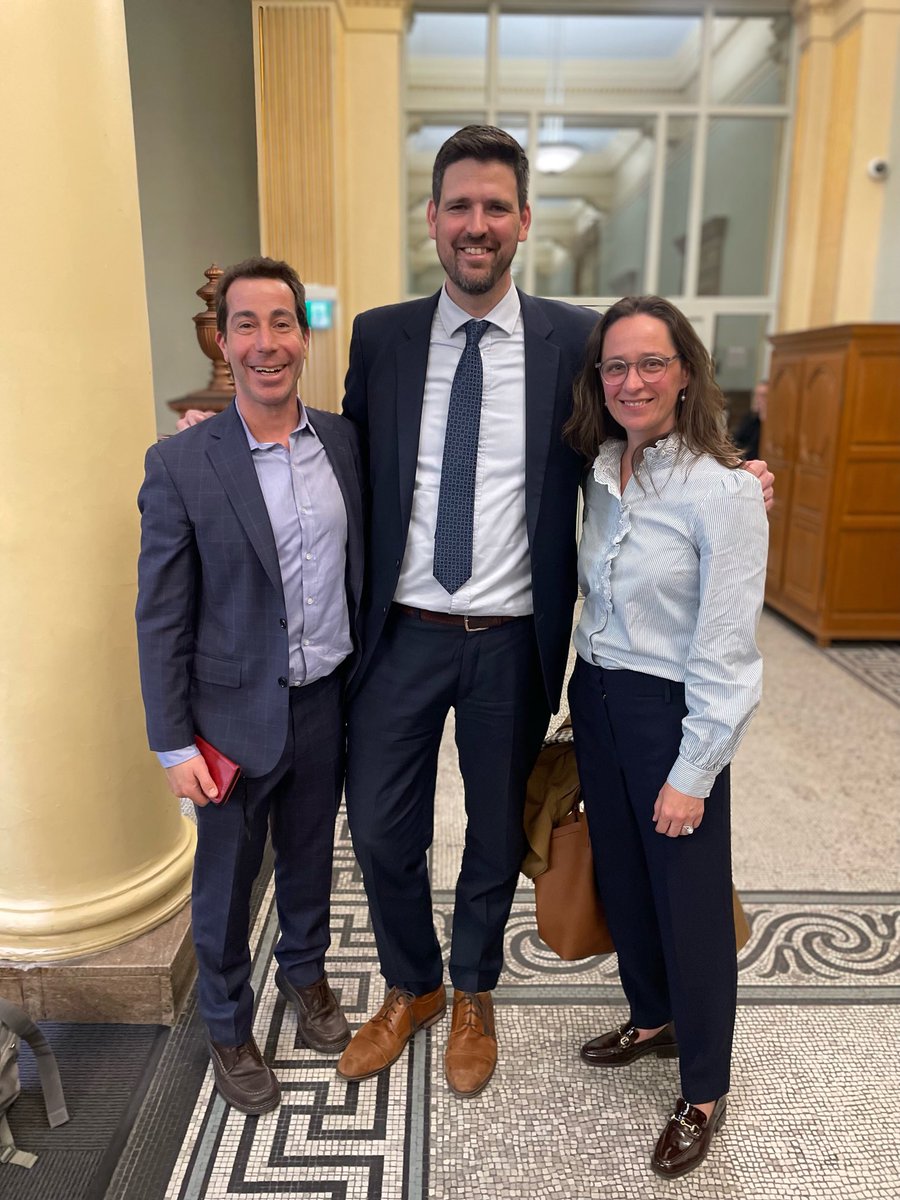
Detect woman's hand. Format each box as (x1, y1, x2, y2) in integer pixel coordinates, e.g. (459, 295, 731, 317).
(652, 782, 705, 838)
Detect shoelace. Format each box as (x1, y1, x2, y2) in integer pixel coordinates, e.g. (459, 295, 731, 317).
(374, 988, 411, 1025)
(456, 994, 485, 1031)
(303, 980, 327, 1017)
(233, 1040, 262, 1066)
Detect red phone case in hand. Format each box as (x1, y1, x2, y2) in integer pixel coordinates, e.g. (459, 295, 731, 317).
(194, 736, 242, 805)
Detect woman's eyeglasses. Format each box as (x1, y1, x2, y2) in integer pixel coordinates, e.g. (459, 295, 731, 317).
(595, 354, 683, 385)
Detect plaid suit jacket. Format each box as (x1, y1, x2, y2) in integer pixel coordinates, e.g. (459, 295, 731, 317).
(135, 401, 364, 777)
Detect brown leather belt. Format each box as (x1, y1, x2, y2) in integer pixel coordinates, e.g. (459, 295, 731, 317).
(394, 604, 524, 633)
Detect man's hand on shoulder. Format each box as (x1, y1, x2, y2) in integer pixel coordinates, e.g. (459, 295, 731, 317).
(164, 753, 219, 807)
(176, 409, 217, 433)
(742, 459, 774, 512)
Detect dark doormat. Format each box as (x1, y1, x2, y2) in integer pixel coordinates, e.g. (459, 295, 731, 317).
(1, 1022, 168, 1200)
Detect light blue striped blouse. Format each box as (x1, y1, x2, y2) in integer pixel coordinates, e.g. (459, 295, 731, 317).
(574, 434, 769, 798)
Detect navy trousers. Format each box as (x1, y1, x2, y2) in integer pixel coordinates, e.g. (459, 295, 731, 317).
(345, 608, 549, 995)
(568, 657, 737, 1102)
(192, 672, 344, 1046)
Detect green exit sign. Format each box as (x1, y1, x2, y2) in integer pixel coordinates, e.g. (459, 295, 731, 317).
(306, 299, 334, 330)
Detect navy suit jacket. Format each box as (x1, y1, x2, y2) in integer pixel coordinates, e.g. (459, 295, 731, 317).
(342, 288, 596, 712)
(136, 400, 365, 777)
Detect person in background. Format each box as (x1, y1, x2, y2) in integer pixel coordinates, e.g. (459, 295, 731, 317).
(732, 378, 768, 461)
(565, 295, 768, 1178)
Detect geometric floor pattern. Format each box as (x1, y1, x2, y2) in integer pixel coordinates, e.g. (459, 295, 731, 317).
(103, 800, 900, 1200)
(822, 640, 900, 708)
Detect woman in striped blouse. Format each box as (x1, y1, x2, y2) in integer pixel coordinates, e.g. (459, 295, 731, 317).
(564, 295, 768, 1179)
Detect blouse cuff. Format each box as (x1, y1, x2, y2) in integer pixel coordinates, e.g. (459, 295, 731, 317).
(667, 755, 718, 799)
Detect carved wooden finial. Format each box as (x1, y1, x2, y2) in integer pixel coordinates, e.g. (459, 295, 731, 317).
(168, 263, 235, 415)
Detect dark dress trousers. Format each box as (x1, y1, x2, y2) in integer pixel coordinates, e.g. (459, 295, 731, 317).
(568, 660, 737, 1102)
(342, 289, 596, 994)
(136, 401, 364, 1044)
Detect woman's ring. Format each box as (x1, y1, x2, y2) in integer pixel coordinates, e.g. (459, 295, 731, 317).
(681, 824, 694, 836)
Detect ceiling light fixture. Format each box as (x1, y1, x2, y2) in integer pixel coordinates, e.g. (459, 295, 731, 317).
(535, 142, 583, 174)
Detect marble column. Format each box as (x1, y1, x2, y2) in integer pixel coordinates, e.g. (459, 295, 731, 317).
(0, 0, 196, 989)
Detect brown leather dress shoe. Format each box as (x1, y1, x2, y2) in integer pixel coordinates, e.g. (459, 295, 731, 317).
(651, 1096, 727, 1178)
(208, 1036, 280, 1114)
(580, 1021, 678, 1067)
(275, 968, 351, 1054)
(444, 989, 497, 1098)
(336, 985, 446, 1081)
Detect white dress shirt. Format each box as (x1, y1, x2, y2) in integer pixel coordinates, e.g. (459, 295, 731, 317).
(574, 435, 768, 798)
(394, 284, 532, 615)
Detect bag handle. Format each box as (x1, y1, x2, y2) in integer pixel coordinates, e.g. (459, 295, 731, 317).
(0, 1000, 69, 1129)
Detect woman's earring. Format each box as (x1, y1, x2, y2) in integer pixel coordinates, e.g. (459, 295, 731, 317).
(678, 387, 687, 403)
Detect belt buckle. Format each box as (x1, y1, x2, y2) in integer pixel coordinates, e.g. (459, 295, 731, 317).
(463, 614, 487, 633)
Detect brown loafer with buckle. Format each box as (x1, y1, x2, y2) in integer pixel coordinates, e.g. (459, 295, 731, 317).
(444, 989, 497, 1098)
(580, 1021, 678, 1067)
(651, 1095, 727, 1177)
(208, 1036, 281, 1114)
(336, 985, 446, 1081)
(275, 968, 351, 1054)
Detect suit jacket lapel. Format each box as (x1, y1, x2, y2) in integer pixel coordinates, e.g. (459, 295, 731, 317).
(307, 408, 354, 521)
(520, 291, 561, 547)
(206, 401, 283, 596)
(306, 408, 363, 609)
(396, 293, 441, 537)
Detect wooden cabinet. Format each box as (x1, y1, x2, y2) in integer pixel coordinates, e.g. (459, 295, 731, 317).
(762, 324, 900, 644)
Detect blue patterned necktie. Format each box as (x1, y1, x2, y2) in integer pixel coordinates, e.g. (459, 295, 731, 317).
(433, 318, 489, 594)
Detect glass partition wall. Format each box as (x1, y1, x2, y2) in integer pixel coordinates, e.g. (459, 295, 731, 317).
(405, 2, 794, 421)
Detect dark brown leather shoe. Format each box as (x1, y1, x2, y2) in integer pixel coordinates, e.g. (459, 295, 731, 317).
(336, 985, 446, 1081)
(651, 1096, 727, 1177)
(444, 990, 497, 1098)
(208, 1037, 280, 1114)
(275, 968, 351, 1054)
(580, 1021, 678, 1067)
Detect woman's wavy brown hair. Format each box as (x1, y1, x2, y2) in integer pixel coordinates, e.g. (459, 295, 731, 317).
(564, 295, 741, 473)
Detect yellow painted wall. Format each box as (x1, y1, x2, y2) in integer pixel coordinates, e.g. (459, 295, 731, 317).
(833, 13, 898, 321)
(780, 0, 900, 330)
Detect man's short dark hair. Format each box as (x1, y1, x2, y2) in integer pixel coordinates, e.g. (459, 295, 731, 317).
(432, 125, 530, 212)
(215, 256, 309, 336)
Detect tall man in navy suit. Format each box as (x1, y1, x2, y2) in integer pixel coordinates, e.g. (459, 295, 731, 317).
(337, 127, 772, 1098)
(136, 258, 365, 1114)
(336, 128, 598, 1097)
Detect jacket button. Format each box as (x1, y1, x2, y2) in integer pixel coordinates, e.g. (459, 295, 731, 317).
(278, 676, 288, 688)
(279, 618, 287, 629)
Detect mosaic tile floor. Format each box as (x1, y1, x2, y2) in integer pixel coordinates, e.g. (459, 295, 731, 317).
(99, 611, 900, 1199)
(106, 877, 900, 1200)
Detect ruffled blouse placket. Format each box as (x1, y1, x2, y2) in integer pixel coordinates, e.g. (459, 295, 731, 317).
(585, 434, 680, 633)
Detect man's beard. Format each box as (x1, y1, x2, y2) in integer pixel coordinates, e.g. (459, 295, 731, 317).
(439, 243, 515, 296)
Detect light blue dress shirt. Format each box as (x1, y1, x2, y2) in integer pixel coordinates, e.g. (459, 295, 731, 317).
(574, 435, 768, 798)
